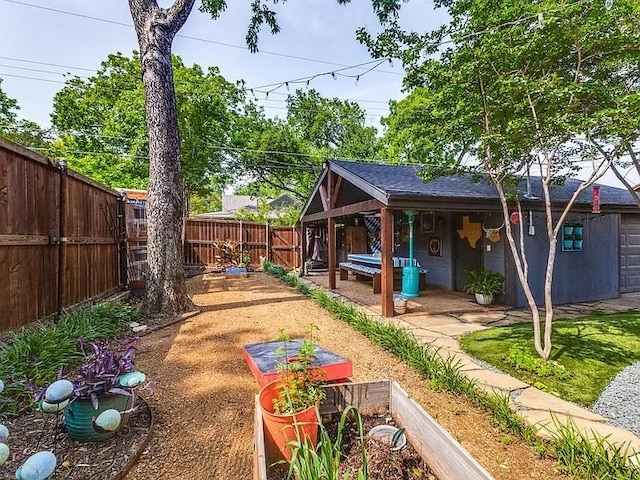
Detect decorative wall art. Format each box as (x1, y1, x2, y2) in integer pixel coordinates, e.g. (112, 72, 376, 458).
(428, 237, 442, 256)
(562, 223, 583, 252)
(421, 212, 435, 233)
(456, 215, 482, 248)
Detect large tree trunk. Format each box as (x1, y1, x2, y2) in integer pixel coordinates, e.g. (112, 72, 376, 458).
(129, 0, 196, 314)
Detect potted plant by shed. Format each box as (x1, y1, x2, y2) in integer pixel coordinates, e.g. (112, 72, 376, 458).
(61, 339, 150, 442)
(464, 268, 504, 305)
(258, 330, 325, 462)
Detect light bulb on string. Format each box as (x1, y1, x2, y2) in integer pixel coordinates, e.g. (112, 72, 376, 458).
(265, 91, 269, 99)
(331, 72, 337, 80)
(388, 58, 394, 67)
(285, 82, 290, 91)
(306, 80, 310, 89)
(355, 75, 360, 85)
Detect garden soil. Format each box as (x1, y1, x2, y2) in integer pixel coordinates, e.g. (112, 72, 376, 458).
(125, 273, 562, 480)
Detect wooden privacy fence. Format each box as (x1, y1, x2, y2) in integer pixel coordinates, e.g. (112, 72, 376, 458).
(0, 139, 125, 331)
(126, 217, 300, 282)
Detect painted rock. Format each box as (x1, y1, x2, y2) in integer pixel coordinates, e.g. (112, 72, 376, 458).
(15, 451, 57, 480)
(39, 399, 69, 414)
(0, 378, 4, 394)
(0, 443, 9, 466)
(93, 409, 122, 432)
(119, 371, 146, 388)
(0, 424, 8, 443)
(44, 379, 74, 404)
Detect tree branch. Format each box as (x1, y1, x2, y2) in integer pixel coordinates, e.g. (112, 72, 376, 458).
(165, 0, 197, 35)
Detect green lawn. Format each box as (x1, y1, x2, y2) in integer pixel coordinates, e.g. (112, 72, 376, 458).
(459, 312, 640, 407)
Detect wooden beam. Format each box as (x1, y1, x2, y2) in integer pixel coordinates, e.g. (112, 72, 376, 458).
(301, 199, 384, 223)
(0, 234, 50, 246)
(319, 184, 330, 211)
(300, 222, 307, 276)
(380, 207, 394, 317)
(330, 176, 343, 208)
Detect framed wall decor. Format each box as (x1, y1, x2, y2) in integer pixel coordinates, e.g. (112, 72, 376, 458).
(421, 212, 435, 233)
(428, 237, 442, 256)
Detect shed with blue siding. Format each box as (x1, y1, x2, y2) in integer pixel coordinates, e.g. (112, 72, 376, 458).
(300, 160, 640, 314)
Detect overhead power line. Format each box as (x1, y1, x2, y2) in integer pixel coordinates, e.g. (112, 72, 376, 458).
(2, 0, 401, 76)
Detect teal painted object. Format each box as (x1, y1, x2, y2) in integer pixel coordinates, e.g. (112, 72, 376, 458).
(94, 409, 122, 432)
(119, 371, 146, 388)
(401, 266, 420, 298)
(64, 395, 130, 443)
(15, 451, 56, 480)
(0, 424, 8, 443)
(401, 210, 420, 298)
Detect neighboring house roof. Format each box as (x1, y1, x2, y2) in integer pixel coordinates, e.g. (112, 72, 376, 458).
(330, 160, 637, 207)
(221, 195, 258, 213)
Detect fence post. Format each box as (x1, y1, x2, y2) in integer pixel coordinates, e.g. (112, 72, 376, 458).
(57, 158, 68, 315)
(239, 220, 244, 264)
(117, 193, 128, 286)
(265, 223, 270, 265)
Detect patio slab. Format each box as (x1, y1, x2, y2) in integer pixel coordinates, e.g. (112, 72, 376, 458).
(423, 322, 488, 337)
(412, 332, 462, 352)
(520, 411, 640, 454)
(513, 388, 606, 422)
(457, 312, 507, 324)
(403, 314, 461, 328)
(462, 369, 530, 392)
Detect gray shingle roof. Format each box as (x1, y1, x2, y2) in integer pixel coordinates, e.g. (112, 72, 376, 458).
(331, 160, 638, 207)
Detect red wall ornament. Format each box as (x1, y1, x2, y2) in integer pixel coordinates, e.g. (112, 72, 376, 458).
(510, 211, 521, 224)
(592, 184, 601, 214)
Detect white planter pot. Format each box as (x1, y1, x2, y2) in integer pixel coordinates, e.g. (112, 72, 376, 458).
(475, 293, 494, 305)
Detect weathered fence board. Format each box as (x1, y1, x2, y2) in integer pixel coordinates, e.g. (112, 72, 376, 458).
(0, 138, 125, 331)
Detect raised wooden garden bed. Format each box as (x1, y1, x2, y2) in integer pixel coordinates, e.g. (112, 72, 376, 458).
(254, 379, 494, 480)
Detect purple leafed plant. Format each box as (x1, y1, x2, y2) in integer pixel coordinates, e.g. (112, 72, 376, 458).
(72, 339, 140, 409)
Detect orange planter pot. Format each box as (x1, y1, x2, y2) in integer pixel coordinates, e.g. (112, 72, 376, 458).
(258, 380, 319, 462)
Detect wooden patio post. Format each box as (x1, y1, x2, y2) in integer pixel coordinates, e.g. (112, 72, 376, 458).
(300, 222, 306, 276)
(380, 207, 394, 317)
(328, 217, 336, 289)
(327, 169, 336, 289)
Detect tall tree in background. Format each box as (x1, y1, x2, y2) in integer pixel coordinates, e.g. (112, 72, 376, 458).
(373, 0, 640, 359)
(52, 52, 242, 208)
(126, 0, 404, 314)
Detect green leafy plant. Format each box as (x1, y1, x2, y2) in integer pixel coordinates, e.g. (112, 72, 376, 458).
(463, 269, 504, 296)
(506, 345, 571, 380)
(0, 301, 139, 417)
(286, 405, 368, 480)
(272, 325, 325, 415)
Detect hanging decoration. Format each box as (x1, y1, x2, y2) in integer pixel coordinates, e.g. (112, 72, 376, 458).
(510, 211, 521, 225)
(482, 222, 505, 243)
(456, 216, 482, 248)
(592, 184, 601, 214)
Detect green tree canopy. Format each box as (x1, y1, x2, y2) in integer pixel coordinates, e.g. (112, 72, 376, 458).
(52, 51, 244, 200)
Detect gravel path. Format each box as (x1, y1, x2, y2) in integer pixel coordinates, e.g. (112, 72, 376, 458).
(593, 362, 640, 436)
(124, 273, 561, 480)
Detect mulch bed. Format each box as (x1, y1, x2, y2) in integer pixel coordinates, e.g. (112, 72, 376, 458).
(0, 398, 153, 480)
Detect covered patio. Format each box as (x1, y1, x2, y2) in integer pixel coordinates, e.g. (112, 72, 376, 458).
(298, 160, 512, 317)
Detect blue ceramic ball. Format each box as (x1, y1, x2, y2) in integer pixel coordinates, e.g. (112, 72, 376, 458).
(44, 380, 74, 404)
(15, 451, 57, 480)
(0, 443, 9, 467)
(0, 424, 8, 443)
(119, 371, 146, 388)
(94, 409, 122, 432)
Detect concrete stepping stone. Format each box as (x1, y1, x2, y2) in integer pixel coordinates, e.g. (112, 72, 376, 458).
(404, 314, 462, 328)
(462, 369, 529, 392)
(458, 312, 507, 324)
(413, 334, 462, 352)
(520, 410, 640, 454)
(423, 322, 487, 337)
(513, 388, 606, 422)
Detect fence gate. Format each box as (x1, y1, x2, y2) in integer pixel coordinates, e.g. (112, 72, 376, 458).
(270, 226, 300, 270)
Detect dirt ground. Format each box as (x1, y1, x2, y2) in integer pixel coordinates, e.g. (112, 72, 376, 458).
(125, 273, 561, 480)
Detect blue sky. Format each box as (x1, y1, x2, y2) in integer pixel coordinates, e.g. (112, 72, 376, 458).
(0, 0, 445, 130)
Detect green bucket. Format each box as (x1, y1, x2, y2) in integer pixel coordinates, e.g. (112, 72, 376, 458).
(64, 394, 131, 442)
